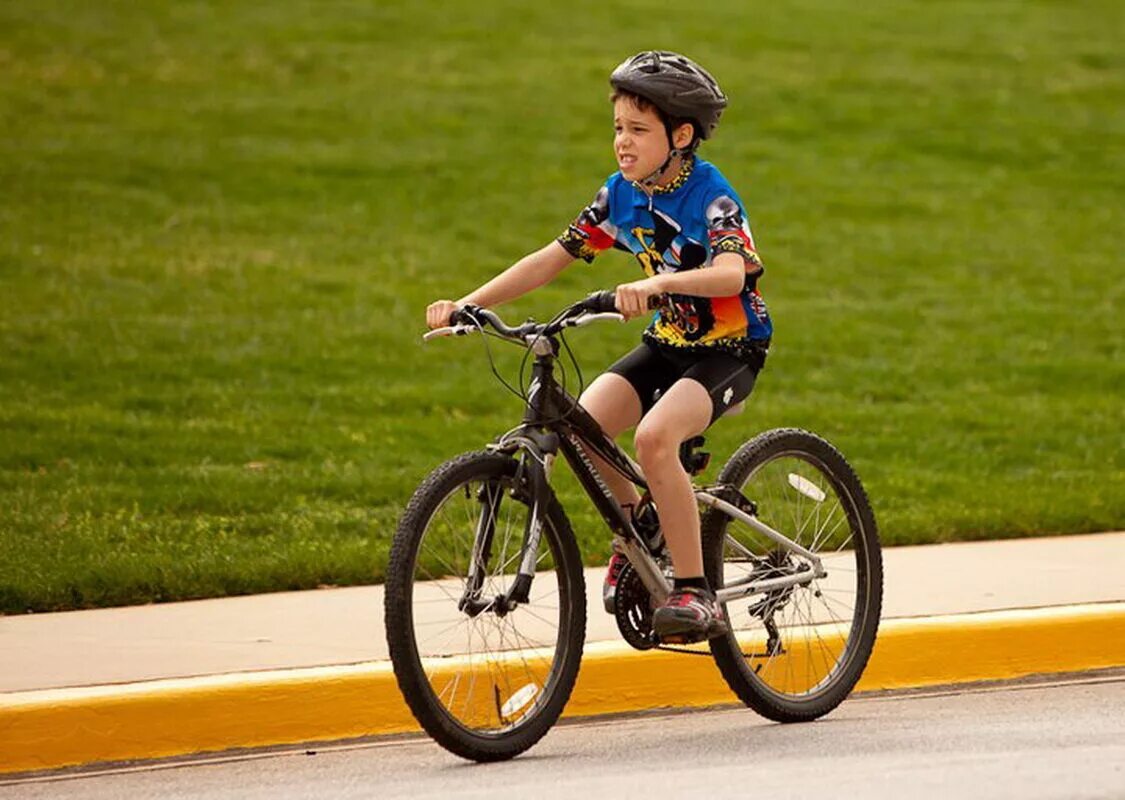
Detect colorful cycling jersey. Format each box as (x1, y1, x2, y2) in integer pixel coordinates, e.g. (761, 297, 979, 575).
(557, 156, 772, 360)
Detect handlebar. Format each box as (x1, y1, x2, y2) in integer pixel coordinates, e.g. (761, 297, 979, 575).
(582, 290, 620, 315)
(423, 291, 638, 344)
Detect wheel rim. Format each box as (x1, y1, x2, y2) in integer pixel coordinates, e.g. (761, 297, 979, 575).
(717, 449, 871, 701)
(407, 470, 569, 736)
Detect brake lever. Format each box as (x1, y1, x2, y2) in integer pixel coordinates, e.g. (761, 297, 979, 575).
(563, 312, 626, 328)
(422, 324, 477, 341)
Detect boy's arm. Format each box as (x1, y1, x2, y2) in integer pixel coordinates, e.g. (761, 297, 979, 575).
(425, 241, 574, 329)
(615, 188, 764, 319)
(615, 253, 745, 319)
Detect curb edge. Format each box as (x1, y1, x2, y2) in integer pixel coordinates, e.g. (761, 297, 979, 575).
(3, 603, 1123, 774)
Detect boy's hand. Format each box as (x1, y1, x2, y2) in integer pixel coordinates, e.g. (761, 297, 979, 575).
(426, 300, 461, 329)
(614, 277, 663, 319)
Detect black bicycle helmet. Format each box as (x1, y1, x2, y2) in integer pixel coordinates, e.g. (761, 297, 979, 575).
(609, 50, 727, 141)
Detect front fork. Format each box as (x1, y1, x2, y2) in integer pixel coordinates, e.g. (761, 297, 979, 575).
(460, 440, 556, 617)
(457, 478, 502, 615)
(506, 449, 554, 606)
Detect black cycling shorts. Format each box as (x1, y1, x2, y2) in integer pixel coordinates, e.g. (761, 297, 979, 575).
(607, 340, 763, 426)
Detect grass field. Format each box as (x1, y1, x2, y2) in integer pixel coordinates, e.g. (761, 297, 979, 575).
(1, 0, 1122, 613)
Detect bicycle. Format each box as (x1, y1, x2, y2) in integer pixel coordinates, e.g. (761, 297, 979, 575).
(385, 291, 883, 762)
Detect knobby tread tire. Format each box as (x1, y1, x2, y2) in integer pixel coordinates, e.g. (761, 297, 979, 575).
(384, 451, 586, 761)
(702, 428, 883, 723)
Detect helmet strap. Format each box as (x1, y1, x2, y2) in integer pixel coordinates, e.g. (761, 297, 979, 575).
(639, 122, 696, 188)
(639, 148, 688, 188)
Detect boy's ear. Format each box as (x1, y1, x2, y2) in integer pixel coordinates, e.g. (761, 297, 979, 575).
(672, 122, 695, 150)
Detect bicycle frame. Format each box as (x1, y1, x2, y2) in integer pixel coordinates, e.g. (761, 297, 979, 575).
(480, 340, 826, 610)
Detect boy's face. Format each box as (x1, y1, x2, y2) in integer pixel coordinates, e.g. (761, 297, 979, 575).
(613, 96, 675, 182)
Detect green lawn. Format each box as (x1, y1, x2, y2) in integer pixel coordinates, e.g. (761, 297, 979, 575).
(1, 0, 1122, 612)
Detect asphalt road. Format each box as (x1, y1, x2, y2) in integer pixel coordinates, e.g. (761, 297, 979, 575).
(4, 675, 1123, 800)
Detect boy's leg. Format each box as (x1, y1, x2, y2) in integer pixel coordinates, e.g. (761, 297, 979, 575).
(579, 372, 646, 615)
(632, 378, 712, 579)
(577, 372, 644, 508)
(636, 377, 730, 641)
(640, 353, 759, 640)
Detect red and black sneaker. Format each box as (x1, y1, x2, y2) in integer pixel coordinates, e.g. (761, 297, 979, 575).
(652, 586, 728, 643)
(602, 552, 628, 614)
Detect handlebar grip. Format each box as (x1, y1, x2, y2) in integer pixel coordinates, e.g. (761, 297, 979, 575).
(582, 291, 663, 314)
(583, 291, 619, 314)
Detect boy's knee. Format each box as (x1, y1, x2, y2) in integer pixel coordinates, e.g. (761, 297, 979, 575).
(634, 424, 675, 465)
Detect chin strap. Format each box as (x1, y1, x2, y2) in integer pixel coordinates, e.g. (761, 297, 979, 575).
(638, 147, 691, 188)
(638, 121, 698, 188)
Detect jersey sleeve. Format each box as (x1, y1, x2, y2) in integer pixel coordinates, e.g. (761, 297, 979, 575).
(557, 184, 618, 264)
(704, 193, 763, 272)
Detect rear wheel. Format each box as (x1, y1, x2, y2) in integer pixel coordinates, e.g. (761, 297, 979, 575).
(702, 428, 882, 722)
(385, 451, 586, 761)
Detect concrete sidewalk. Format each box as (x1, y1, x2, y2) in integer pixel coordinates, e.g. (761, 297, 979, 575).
(2, 532, 1122, 693)
(1, 532, 1123, 775)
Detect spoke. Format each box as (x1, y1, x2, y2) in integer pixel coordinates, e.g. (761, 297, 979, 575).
(504, 618, 546, 656)
(414, 615, 469, 634)
(810, 505, 849, 553)
(528, 587, 560, 604)
(494, 509, 531, 576)
(496, 488, 520, 578)
(506, 615, 555, 671)
(816, 562, 857, 572)
(495, 547, 524, 577)
(814, 587, 854, 662)
(421, 529, 470, 583)
(784, 598, 796, 694)
(812, 482, 824, 553)
(816, 585, 860, 595)
(802, 590, 814, 693)
(475, 616, 506, 729)
(516, 604, 560, 633)
(437, 667, 462, 708)
(816, 587, 858, 617)
(787, 464, 803, 547)
(416, 615, 472, 648)
(412, 594, 472, 605)
(802, 589, 838, 690)
(457, 486, 479, 562)
(413, 566, 464, 606)
(460, 617, 479, 723)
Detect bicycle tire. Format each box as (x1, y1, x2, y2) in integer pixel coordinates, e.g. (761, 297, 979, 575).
(385, 450, 586, 761)
(702, 428, 882, 722)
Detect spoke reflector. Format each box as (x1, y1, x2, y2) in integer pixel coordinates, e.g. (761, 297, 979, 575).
(788, 473, 826, 502)
(500, 683, 540, 717)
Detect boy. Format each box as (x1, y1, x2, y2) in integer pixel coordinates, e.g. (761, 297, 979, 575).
(426, 50, 772, 642)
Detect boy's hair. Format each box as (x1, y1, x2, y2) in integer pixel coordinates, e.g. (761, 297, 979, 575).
(610, 88, 702, 149)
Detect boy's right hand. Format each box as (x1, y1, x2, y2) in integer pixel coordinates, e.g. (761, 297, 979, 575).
(426, 300, 461, 329)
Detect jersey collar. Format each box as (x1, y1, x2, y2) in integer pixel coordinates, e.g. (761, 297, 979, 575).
(632, 155, 695, 201)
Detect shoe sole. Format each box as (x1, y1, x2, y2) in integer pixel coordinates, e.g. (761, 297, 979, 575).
(653, 617, 729, 644)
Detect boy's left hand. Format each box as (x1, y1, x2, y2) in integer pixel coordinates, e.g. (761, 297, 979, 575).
(615, 277, 663, 319)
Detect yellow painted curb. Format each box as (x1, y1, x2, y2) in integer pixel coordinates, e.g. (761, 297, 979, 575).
(2, 602, 1123, 775)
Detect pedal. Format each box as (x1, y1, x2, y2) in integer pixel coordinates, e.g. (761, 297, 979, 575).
(651, 629, 708, 646)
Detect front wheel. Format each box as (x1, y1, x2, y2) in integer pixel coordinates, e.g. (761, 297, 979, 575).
(384, 451, 586, 761)
(702, 428, 883, 722)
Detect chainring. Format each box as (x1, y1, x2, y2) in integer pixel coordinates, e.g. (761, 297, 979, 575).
(613, 562, 658, 651)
